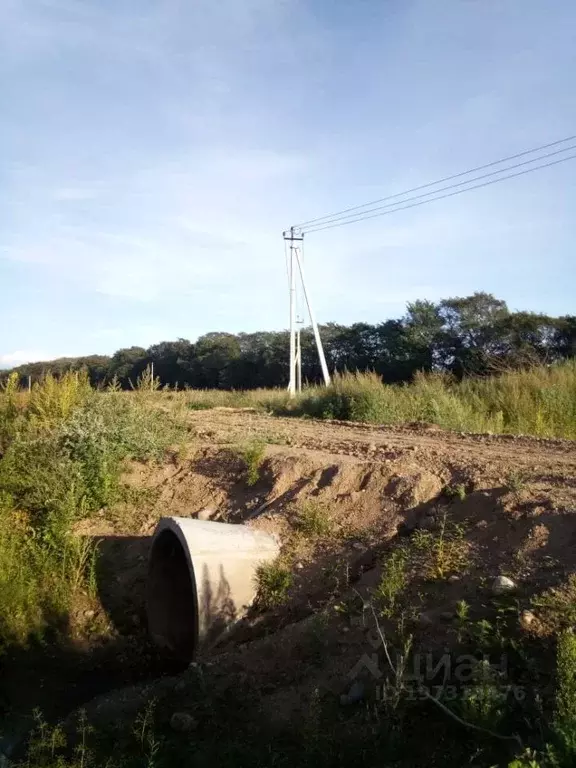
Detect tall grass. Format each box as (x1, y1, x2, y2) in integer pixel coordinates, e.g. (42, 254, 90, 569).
(280, 362, 576, 438)
(183, 386, 291, 412)
(0, 371, 183, 653)
(165, 361, 576, 439)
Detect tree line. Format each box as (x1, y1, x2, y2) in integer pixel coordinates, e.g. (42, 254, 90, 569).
(6, 293, 576, 389)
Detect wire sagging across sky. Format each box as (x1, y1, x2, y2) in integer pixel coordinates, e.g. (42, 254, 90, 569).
(291, 134, 576, 235)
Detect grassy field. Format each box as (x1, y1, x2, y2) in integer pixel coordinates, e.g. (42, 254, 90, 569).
(182, 361, 576, 439)
(2, 363, 576, 767)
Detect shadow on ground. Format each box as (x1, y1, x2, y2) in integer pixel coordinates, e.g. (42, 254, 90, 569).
(0, 535, 182, 760)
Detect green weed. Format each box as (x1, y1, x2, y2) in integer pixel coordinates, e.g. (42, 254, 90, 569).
(294, 500, 333, 537)
(28, 370, 92, 427)
(506, 470, 528, 495)
(132, 698, 160, 768)
(507, 750, 544, 768)
(374, 548, 409, 619)
(459, 659, 505, 730)
(455, 599, 470, 641)
(445, 483, 467, 502)
(235, 439, 266, 486)
(135, 364, 161, 393)
(412, 509, 469, 580)
(255, 560, 293, 608)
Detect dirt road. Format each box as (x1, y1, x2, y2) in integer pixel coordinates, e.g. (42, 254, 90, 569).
(190, 408, 576, 480)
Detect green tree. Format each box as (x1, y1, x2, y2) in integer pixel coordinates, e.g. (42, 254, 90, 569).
(108, 346, 148, 386)
(147, 339, 195, 387)
(439, 292, 509, 375)
(194, 333, 241, 388)
(553, 316, 576, 359)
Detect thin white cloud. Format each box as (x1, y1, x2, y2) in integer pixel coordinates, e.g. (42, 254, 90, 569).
(51, 187, 97, 202)
(1, 144, 306, 302)
(0, 350, 56, 366)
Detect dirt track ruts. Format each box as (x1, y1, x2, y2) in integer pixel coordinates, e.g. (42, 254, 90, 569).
(189, 409, 576, 477)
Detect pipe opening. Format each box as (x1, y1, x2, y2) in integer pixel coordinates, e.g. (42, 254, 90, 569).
(146, 528, 198, 660)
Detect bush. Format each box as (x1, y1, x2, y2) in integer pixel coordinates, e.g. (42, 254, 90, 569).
(0, 495, 90, 653)
(0, 377, 183, 652)
(28, 370, 92, 427)
(58, 393, 182, 507)
(0, 434, 86, 529)
(290, 372, 389, 422)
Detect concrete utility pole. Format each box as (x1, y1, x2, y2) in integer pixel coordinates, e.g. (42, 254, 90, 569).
(296, 319, 302, 393)
(282, 228, 330, 396)
(293, 244, 330, 388)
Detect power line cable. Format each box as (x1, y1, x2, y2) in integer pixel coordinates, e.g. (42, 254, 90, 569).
(292, 133, 576, 230)
(302, 151, 576, 234)
(301, 143, 576, 231)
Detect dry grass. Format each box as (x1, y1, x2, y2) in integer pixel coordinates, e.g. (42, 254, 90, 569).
(183, 386, 291, 412)
(162, 361, 576, 439)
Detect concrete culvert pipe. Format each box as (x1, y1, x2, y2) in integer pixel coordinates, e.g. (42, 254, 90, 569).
(146, 517, 279, 660)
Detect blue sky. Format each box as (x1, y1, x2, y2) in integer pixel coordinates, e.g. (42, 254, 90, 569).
(1, 0, 575, 365)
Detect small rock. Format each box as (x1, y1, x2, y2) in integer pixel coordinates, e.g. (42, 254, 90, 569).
(197, 507, 215, 521)
(341, 626, 350, 633)
(520, 610, 537, 630)
(83, 609, 95, 620)
(351, 542, 365, 551)
(170, 712, 197, 733)
(448, 575, 460, 584)
(367, 443, 377, 452)
(340, 680, 365, 706)
(295, 562, 304, 570)
(492, 576, 517, 595)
